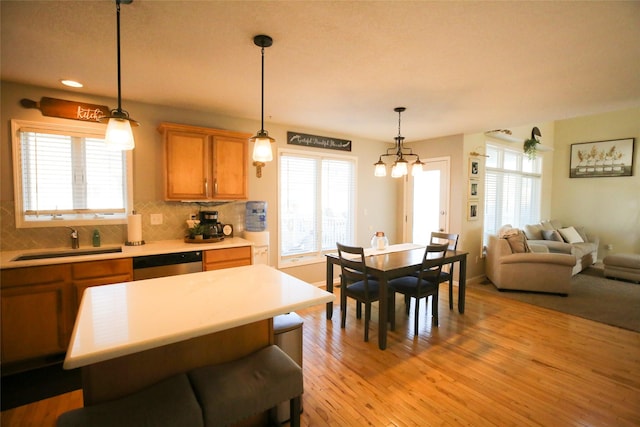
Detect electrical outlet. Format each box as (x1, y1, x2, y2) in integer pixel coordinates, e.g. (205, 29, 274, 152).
(606, 244, 613, 250)
(150, 213, 163, 225)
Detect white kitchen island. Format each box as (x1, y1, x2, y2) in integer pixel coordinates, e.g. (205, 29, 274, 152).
(64, 264, 334, 405)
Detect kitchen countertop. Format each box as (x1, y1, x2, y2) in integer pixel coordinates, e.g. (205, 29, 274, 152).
(64, 264, 334, 369)
(0, 238, 253, 269)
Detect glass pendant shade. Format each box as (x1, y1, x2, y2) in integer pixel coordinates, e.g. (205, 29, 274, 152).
(411, 160, 423, 176)
(390, 163, 401, 178)
(374, 158, 387, 177)
(251, 131, 275, 162)
(105, 117, 135, 150)
(393, 159, 408, 177)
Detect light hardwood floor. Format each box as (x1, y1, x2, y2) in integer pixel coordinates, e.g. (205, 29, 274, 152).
(3, 283, 639, 426)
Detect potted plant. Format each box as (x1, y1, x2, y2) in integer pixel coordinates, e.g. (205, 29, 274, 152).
(523, 137, 539, 159)
(523, 126, 542, 160)
(188, 223, 205, 239)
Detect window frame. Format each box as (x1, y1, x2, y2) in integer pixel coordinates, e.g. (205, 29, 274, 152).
(277, 148, 357, 268)
(11, 119, 133, 228)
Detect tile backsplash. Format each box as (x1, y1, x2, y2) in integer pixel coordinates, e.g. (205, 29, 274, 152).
(0, 200, 248, 251)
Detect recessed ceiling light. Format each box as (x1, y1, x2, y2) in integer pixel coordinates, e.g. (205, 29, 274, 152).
(60, 79, 83, 88)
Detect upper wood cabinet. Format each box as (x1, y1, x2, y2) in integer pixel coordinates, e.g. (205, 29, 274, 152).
(158, 122, 250, 201)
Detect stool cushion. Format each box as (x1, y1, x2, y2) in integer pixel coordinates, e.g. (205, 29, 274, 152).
(57, 374, 203, 427)
(188, 345, 303, 427)
(274, 312, 304, 334)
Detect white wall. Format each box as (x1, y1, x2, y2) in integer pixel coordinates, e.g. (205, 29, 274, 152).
(552, 107, 640, 255)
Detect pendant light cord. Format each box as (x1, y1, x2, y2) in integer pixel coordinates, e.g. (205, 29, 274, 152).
(115, 0, 123, 113)
(260, 45, 265, 132)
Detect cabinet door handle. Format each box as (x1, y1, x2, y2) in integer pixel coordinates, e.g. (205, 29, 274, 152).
(214, 179, 218, 195)
(204, 179, 208, 196)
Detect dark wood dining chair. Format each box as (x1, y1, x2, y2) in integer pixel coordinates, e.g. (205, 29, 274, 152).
(430, 232, 459, 310)
(389, 243, 448, 335)
(336, 242, 394, 342)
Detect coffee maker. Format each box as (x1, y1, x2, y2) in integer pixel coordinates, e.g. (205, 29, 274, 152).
(199, 211, 222, 238)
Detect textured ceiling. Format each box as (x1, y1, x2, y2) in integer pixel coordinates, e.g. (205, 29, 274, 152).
(2, 1, 639, 142)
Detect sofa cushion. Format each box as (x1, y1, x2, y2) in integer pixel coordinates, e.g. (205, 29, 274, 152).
(572, 242, 597, 258)
(558, 226, 584, 244)
(542, 229, 563, 242)
(504, 230, 531, 253)
(543, 219, 563, 230)
(524, 223, 544, 240)
(574, 226, 589, 243)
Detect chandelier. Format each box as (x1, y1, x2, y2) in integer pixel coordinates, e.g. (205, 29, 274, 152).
(374, 107, 423, 177)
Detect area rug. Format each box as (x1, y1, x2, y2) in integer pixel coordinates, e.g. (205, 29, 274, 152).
(472, 266, 640, 333)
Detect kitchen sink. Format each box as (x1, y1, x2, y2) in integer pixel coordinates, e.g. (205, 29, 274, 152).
(12, 247, 123, 261)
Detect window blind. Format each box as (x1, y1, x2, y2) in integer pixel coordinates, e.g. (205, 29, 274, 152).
(483, 144, 541, 246)
(279, 150, 356, 264)
(19, 130, 126, 217)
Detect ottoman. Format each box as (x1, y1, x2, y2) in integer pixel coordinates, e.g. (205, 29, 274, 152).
(603, 253, 640, 283)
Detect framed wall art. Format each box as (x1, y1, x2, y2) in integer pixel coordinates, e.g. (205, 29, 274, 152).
(467, 201, 479, 221)
(469, 157, 480, 178)
(569, 138, 635, 178)
(468, 179, 479, 200)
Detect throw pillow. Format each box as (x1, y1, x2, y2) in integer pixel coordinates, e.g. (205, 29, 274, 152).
(542, 229, 563, 242)
(524, 223, 543, 240)
(505, 230, 531, 253)
(558, 226, 584, 244)
(499, 226, 518, 238)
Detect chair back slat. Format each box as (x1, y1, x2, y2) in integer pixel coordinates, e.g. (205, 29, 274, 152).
(430, 232, 459, 251)
(416, 243, 449, 283)
(336, 243, 368, 284)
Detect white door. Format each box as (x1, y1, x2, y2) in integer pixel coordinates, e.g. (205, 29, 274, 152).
(406, 158, 450, 245)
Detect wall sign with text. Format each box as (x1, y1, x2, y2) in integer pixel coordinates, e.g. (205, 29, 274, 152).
(287, 132, 351, 151)
(21, 97, 110, 123)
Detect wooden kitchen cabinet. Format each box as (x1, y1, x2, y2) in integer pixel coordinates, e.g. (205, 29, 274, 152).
(71, 258, 133, 311)
(1, 265, 72, 366)
(158, 122, 250, 201)
(204, 246, 252, 271)
(1, 258, 132, 370)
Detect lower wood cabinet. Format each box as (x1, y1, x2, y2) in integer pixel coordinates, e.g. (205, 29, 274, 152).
(204, 246, 252, 271)
(71, 258, 133, 312)
(1, 258, 133, 371)
(1, 265, 72, 366)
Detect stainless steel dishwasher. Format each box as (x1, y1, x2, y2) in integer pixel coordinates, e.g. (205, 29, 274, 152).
(133, 251, 203, 280)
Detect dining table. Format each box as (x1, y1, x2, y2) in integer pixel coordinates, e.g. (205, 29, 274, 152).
(325, 243, 468, 350)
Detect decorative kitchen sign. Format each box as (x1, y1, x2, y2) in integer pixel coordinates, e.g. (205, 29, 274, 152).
(287, 131, 351, 151)
(20, 97, 110, 123)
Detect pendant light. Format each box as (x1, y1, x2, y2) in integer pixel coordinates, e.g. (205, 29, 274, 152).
(373, 107, 423, 178)
(100, 0, 138, 151)
(250, 34, 275, 178)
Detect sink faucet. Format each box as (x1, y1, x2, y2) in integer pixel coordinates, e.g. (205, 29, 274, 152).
(68, 228, 79, 249)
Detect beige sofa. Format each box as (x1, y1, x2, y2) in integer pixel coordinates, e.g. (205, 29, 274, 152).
(486, 234, 576, 295)
(524, 220, 599, 276)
